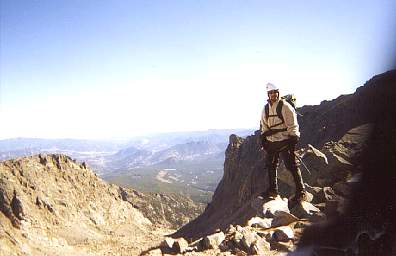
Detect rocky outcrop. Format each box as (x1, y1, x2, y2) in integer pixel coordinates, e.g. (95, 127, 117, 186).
(298, 69, 396, 147)
(0, 154, 161, 256)
(119, 187, 204, 229)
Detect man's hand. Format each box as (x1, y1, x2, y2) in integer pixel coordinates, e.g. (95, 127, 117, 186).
(289, 135, 299, 145)
(261, 135, 269, 150)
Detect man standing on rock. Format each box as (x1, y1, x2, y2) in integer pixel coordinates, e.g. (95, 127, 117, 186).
(260, 82, 307, 201)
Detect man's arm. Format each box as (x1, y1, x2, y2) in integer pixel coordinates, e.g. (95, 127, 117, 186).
(260, 108, 271, 148)
(260, 107, 270, 135)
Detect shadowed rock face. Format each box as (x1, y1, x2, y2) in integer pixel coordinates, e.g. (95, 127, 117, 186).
(174, 70, 396, 245)
(298, 69, 396, 147)
(173, 133, 268, 239)
(296, 83, 396, 254)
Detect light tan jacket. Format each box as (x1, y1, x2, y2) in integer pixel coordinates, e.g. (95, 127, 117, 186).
(260, 99, 300, 142)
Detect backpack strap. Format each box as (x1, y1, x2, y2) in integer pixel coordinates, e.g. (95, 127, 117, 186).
(263, 100, 287, 136)
(267, 100, 285, 128)
(265, 103, 281, 121)
(276, 100, 284, 123)
(265, 104, 269, 120)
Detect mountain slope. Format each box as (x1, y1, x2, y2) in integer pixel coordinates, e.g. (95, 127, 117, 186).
(0, 154, 162, 255)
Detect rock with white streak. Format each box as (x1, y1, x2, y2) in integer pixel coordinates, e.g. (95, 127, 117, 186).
(273, 226, 295, 242)
(247, 216, 273, 229)
(160, 237, 175, 250)
(203, 232, 225, 249)
(271, 211, 299, 227)
(253, 196, 290, 218)
(174, 237, 189, 253)
(290, 201, 321, 219)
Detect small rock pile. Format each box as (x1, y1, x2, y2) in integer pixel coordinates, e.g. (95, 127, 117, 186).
(156, 195, 331, 255)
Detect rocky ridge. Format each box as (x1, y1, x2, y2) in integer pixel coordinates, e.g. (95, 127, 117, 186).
(298, 69, 396, 147)
(163, 70, 396, 255)
(0, 154, 202, 255)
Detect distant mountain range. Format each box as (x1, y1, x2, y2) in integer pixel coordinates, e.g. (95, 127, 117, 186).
(0, 129, 253, 171)
(107, 140, 228, 171)
(0, 129, 255, 202)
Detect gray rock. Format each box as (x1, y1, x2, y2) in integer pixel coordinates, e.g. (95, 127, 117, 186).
(247, 216, 273, 229)
(307, 144, 328, 164)
(270, 240, 295, 252)
(305, 184, 322, 194)
(293, 221, 311, 229)
(160, 237, 175, 249)
(203, 232, 225, 249)
(305, 185, 324, 204)
(303, 191, 314, 203)
(290, 201, 320, 219)
(36, 196, 55, 213)
(227, 224, 236, 234)
(259, 196, 290, 218)
(233, 231, 244, 243)
(272, 211, 299, 227)
(273, 226, 294, 242)
(174, 237, 189, 253)
(322, 187, 337, 201)
(251, 238, 271, 255)
(241, 229, 258, 249)
(147, 248, 162, 255)
(236, 225, 244, 232)
(306, 185, 337, 204)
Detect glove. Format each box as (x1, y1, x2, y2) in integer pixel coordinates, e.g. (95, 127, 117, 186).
(261, 134, 269, 150)
(289, 135, 299, 146)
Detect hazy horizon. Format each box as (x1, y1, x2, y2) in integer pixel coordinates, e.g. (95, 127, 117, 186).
(1, 1, 395, 139)
(0, 127, 256, 141)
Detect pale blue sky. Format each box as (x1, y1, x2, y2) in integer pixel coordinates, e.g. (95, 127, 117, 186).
(1, 0, 395, 139)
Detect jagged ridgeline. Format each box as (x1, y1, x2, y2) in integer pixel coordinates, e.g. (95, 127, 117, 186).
(0, 154, 203, 255)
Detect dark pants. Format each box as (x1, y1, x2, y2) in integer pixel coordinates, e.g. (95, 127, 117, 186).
(264, 139, 305, 195)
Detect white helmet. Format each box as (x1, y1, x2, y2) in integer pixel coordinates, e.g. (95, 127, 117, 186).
(266, 82, 279, 92)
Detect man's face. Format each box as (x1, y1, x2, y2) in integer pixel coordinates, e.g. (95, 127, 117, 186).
(267, 90, 279, 102)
